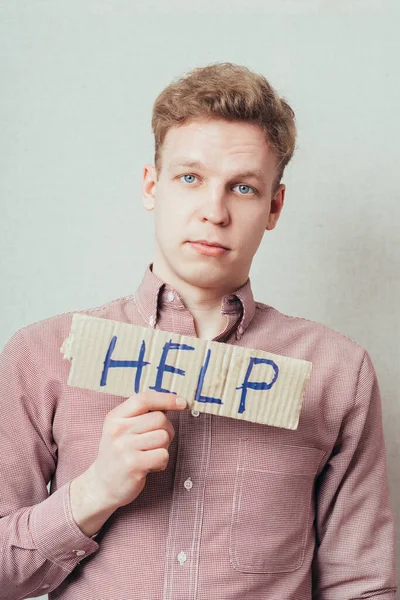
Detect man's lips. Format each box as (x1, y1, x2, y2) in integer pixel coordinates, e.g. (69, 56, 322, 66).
(189, 239, 230, 250)
(187, 240, 230, 257)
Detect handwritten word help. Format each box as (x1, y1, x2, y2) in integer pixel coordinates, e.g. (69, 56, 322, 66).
(100, 336, 279, 415)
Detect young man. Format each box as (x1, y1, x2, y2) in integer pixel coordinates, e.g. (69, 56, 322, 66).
(0, 63, 397, 599)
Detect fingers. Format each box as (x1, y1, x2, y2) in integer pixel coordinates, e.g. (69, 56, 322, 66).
(125, 411, 175, 439)
(132, 428, 172, 451)
(110, 392, 187, 418)
(135, 447, 170, 473)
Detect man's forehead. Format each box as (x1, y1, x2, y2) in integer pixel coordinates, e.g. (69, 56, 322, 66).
(161, 120, 277, 180)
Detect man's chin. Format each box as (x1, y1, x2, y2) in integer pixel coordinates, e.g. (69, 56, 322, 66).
(175, 259, 236, 289)
(155, 245, 243, 289)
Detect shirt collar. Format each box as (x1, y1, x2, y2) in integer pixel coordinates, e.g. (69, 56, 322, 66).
(134, 263, 256, 340)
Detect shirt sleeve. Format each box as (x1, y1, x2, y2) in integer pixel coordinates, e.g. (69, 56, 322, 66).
(312, 350, 398, 599)
(0, 328, 100, 600)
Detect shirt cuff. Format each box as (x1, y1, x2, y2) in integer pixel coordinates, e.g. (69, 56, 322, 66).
(31, 480, 100, 572)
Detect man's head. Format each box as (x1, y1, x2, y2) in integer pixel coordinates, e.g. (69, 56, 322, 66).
(142, 62, 296, 295)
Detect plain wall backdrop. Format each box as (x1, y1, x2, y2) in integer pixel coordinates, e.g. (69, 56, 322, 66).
(1, 1, 399, 598)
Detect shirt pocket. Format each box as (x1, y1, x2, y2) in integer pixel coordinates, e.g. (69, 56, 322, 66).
(229, 438, 325, 574)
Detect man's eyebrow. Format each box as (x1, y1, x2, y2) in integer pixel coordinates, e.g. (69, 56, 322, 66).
(168, 159, 266, 182)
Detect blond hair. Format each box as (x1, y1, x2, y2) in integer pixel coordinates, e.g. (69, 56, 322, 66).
(151, 62, 296, 192)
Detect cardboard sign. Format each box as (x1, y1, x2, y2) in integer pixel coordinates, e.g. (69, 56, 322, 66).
(61, 313, 312, 430)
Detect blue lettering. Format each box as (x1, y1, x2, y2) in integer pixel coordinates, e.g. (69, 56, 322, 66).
(194, 348, 223, 405)
(100, 335, 150, 393)
(149, 339, 195, 394)
(236, 357, 279, 414)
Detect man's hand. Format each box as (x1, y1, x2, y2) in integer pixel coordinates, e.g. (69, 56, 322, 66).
(70, 392, 187, 536)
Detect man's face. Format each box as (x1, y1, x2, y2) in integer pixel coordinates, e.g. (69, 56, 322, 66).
(142, 118, 285, 293)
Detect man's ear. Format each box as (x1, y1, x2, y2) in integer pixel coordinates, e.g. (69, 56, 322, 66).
(266, 183, 285, 231)
(142, 164, 158, 211)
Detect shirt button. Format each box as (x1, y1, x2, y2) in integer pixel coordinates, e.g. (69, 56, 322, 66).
(177, 551, 187, 565)
(184, 477, 193, 490)
(148, 315, 156, 327)
(191, 409, 200, 417)
(167, 291, 175, 302)
(74, 550, 86, 557)
(41, 584, 50, 589)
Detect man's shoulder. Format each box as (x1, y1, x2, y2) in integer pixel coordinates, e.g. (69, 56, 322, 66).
(6, 295, 135, 352)
(253, 300, 366, 362)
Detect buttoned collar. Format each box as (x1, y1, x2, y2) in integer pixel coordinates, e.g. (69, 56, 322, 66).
(134, 264, 256, 340)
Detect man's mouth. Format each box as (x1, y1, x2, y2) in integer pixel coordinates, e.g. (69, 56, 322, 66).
(190, 239, 229, 249)
(187, 240, 230, 257)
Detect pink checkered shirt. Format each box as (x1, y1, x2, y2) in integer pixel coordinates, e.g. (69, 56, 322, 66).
(0, 264, 397, 599)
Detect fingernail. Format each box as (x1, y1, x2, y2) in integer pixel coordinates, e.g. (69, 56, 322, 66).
(176, 397, 187, 408)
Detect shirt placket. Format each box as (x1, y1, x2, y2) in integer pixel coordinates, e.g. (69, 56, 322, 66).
(163, 408, 212, 600)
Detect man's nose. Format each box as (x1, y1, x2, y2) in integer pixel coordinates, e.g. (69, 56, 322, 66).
(200, 186, 230, 226)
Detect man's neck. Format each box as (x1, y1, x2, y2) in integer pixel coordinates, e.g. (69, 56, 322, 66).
(150, 262, 241, 340)
(185, 300, 228, 340)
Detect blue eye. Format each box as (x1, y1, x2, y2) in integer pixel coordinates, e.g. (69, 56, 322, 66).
(234, 184, 255, 195)
(180, 174, 197, 184)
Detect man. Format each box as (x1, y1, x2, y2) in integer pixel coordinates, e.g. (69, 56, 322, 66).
(0, 62, 397, 599)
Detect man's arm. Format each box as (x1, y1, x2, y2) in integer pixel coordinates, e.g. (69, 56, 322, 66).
(312, 350, 397, 599)
(0, 324, 186, 599)
(0, 329, 100, 600)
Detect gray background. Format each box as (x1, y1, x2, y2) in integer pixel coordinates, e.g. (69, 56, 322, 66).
(0, 1, 399, 598)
